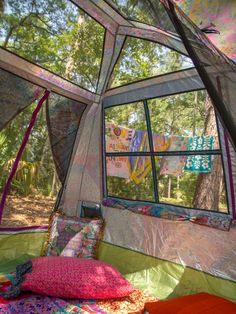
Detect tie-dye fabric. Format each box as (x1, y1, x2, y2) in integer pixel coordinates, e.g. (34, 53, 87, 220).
(160, 136, 189, 176)
(106, 123, 135, 179)
(153, 134, 171, 152)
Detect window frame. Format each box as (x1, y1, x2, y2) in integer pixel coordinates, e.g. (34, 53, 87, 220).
(103, 90, 230, 215)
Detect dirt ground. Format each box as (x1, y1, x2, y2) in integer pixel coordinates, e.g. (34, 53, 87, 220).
(1, 195, 55, 227)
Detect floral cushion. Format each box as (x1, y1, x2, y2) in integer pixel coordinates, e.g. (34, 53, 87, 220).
(46, 212, 103, 259)
(21, 256, 135, 299)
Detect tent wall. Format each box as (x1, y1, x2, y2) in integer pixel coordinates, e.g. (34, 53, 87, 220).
(0, 228, 47, 273)
(98, 241, 236, 302)
(59, 103, 102, 216)
(103, 68, 204, 107)
(229, 143, 236, 218)
(0, 49, 94, 105)
(99, 205, 236, 301)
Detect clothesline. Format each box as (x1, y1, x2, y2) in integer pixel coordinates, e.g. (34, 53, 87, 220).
(106, 123, 214, 183)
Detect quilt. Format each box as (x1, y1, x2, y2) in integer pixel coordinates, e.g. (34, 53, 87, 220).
(0, 273, 157, 314)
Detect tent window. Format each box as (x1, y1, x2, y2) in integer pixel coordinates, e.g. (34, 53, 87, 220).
(0, 0, 105, 92)
(106, 156, 155, 201)
(106, 0, 176, 32)
(108, 37, 193, 89)
(0, 100, 61, 227)
(104, 90, 229, 213)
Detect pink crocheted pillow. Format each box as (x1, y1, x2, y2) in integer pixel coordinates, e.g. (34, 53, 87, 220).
(21, 256, 135, 299)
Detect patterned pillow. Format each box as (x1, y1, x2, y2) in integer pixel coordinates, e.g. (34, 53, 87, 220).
(21, 256, 135, 299)
(46, 212, 103, 259)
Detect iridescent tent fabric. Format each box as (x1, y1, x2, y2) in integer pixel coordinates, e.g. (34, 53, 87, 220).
(174, 0, 236, 61)
(0, 0, 236, 305)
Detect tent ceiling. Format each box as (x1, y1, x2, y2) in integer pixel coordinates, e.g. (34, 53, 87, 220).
(103, 67, 204, 106)
(173, 0, 236, 61)
(0, 0, 105, 92)
(105, 0, 176, 33)
(108, 36, 193, 89)
(0, 48, 96, 104)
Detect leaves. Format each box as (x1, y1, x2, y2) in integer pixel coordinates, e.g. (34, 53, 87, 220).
(0, 0, 105, 91)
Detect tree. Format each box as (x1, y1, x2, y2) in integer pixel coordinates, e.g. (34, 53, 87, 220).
(193, 96, 223, 210)
(0, 0, 104, 197)
(0, 0, 104, 91)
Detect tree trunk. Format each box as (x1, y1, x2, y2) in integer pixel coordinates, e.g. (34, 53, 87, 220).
(0, 0, 4, 13)
(168, 177, 172, 199)
(50, 169, 57, 198)
(192, 93, 197, 136)
(176, 176, 180, 200)
(65, 14, 85, 80)
(193, 96, 222, 210)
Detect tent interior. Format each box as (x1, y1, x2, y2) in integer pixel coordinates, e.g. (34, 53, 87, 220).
(0, 0, 236, 312)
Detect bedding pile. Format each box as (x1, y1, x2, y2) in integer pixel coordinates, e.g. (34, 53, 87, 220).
(0, 273, 157, 314)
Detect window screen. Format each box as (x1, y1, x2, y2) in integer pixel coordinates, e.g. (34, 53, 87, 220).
(107, 0, 175, 32)
(0, 0, 105, 91)
(104, 90, 228, 213)
(108, 36, 193, 88)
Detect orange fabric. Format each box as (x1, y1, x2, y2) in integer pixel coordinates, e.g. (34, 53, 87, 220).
(144, 293, 236, 314)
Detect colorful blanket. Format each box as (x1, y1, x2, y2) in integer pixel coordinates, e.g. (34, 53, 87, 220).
(0, 273, 157, 313)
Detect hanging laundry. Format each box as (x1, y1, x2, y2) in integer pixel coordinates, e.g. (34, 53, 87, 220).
(106, 123, 135, 179)
(153, 134, 171, 152)
(106, 156, 131, 179)
(106, 123, 134, 152)
(160, 136, 189, 176)
(184, 136, 214, 173)
(129, 131, 152, 184)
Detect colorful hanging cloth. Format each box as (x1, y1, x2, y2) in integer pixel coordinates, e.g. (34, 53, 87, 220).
(106, 123, 134, 179)
(160, 136, 189, 176)
(184, 136, 214, 173)
(153, 134, 171, 152)
(129, 131, 152, 184)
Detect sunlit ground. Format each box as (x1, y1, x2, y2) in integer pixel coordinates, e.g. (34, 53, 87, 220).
(0, 195, 54, 227)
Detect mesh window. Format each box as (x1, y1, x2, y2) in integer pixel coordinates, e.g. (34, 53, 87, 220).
(104, 90, 229, 213)
(148, 91, 220, 151)
(106, 156, 154, 201)
(156, 155, 228, 213)
(105, 102, 150, 152)
(0, 100, 61, 227)
(107, 0, 176, 32)
(109, 37, 193, 88)
(47, 93, 86, 183)
(0, 0, 105, 91)
(0, 68, 43, 131)
(166, 3, 236, 149)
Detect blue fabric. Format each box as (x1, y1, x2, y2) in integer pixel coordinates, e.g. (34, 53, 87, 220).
(129, 131, 151, 184)
(4, 260, 32, 299)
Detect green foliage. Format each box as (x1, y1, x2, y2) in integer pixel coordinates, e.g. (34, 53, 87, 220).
(0, 0, 104, 91)
(0, 0, 225, 212)
(0, 0, 105, 198)
(0, 103, 59, 197)
(109, 37, 193, 88)
(110, 0, 175, 32)
(105, 90, 226, 210)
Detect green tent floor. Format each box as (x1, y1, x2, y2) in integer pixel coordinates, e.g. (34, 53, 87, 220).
(0, 232, 235, 302)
